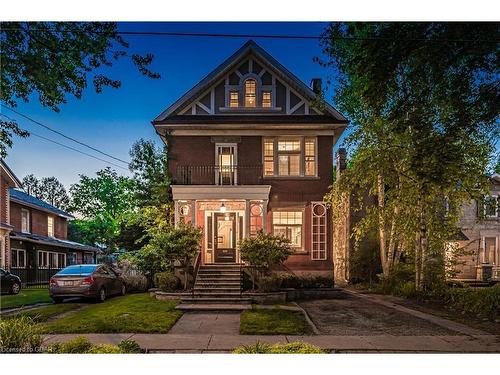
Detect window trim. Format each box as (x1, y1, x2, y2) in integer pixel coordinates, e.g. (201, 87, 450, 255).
(229, 91, 239, 108)
(272, 208, 305, 251)
(21, 208, 30, 233)
(262, 136, 318, 178)
(11, 248, 26, 269)
(311, 202, 328, 261)
(482, 236, 499, 265)
(37, 250, 66, 269)
(244, 78, 257, 108)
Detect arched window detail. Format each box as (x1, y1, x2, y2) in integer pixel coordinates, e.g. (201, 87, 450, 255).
(244, 79, 256, 107)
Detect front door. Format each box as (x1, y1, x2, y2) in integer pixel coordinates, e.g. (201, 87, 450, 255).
(214, 212, 237, 263)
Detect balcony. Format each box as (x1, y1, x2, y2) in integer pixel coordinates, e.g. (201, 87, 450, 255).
(173, 164, 263, 185)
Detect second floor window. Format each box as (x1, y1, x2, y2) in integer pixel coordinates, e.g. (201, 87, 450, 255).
(262, 91, 272, 108)
(47, 216, 54, 237)
(244, 79, 256, 107)
(263, 137, 317, 177)
(21, 209, 30, 233)
(229, 91, 239, 108)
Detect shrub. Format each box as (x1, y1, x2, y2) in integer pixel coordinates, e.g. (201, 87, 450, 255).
(233, 341, 324, 354)
(0, 316, 42, 353)
(48, 337, 143, 354)
(154, 272, 180, 291)
(240, 231, 292, 289)
(444, 284, 500, 320)
(258, 276, 281, 292)
(378, 263, 415, 294)
(118, 339, 143, 353)
(122, 274, 148, 292)
(275, 273, 334, 289)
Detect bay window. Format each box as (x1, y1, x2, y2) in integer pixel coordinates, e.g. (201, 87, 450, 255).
(263, 137, 317, 177)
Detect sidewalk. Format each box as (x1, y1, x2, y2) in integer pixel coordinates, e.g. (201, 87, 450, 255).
(43, 333, 500, 353)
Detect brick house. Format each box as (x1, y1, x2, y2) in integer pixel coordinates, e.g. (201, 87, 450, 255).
(152, 41, 347, 278)
(0, 161, 99, 285)
(0, 160, 22, 269)
(451, 174, 500, 282)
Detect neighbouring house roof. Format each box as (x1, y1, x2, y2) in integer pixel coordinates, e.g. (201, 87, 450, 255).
(0, 159, 22, 187)
(9, 188, 74, 219)
(10, 231, 100, 253)
(152, 40, 347, 124)
(491, 173, 500, 184)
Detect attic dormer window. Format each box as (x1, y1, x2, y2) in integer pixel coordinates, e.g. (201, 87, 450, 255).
(244, 79, 256, 107)
(229, 91, 239, 108)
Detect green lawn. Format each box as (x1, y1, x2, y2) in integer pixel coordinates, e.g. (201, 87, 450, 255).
(4, 303, 81, 322)
(42, 293, 182, 334)
(240, 308, 313, 335)
(0, 288, 52, 309)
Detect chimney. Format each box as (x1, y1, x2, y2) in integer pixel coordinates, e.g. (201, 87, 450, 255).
(310, 78, 322, 95)
(336, 148, 347, 180)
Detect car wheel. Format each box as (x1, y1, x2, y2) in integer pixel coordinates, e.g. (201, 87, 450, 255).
(98, 288, 106, 302)
(52, 297, 64, 304)
(121, 284, 126, 296)
(10, 282, 21, 295)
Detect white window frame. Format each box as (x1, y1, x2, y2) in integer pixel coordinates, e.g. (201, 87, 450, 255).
(47, 216, 55, 237)
(272, 208, 305, 251)
(215, 143, 238, 185)
(21, 208, 30, 233)
(262, 137, 318, 178)
(311, 202, 327, 260)
(483, 195, 499, 218)
(11, 248, 26, 268)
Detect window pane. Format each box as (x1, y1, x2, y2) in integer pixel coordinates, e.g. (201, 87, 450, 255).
(305, 138, 316, 176)
(18, 251, 25, 268)
(11, 250, 17, 267)
(289, 154, 300, 176)
(230, 91, 239, 108)
(263, 139, 274, 176)
(48, 217, 54, 237)
(262, 91, 271, 108)
(484, 197, 498, 217)
(278, 140, 300, 151)
(245, 79, 256, 107)
(278, 155, 289, 175)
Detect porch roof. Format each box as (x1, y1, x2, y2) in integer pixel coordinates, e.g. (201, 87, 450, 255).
(171, 185, 271, 201)
(10, 231, 100, 253)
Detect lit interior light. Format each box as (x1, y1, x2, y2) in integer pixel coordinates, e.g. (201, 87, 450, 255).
(220, 203, 226, 213)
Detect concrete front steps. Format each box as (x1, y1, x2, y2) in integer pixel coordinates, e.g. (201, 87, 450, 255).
(176, 264, 251, 311)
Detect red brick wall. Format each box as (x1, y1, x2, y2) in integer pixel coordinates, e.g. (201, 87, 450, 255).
(0, 176, 9, 225)
(10, 201, 68, 239)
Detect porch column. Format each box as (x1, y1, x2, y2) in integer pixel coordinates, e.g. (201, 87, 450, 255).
(262, 199, 268, 233)
(191, 200, 196, 225)
(245, 199, 251, 237)
(174, 200, 179, 227)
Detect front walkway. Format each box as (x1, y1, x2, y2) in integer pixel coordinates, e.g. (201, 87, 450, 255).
(42, 333, 500, 353)
(169, 312, 241, 334)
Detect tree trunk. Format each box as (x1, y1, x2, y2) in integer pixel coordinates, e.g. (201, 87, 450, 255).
(415, 203, 428, 292)
(377, 174, 389, 276)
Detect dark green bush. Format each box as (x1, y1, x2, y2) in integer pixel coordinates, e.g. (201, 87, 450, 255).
(276, 273, 334, 289)
(48, 337, 143, 353)
(258, 276, 281, 292)
(378, 263, 415, 294)
(154, 272, 180, 291)
(444, 284, 500, 320)
(233, 341, 324, 354)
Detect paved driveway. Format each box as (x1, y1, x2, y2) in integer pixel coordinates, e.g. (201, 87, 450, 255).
(299, 293, 461, 336)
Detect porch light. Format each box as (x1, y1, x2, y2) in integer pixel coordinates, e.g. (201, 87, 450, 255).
(220, 203, 226, 213)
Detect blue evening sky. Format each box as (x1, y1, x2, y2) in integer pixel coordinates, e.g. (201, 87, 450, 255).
(4, 22, 343, 188)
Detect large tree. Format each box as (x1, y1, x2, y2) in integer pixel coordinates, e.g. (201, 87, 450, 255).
(0, 22, 159, 157)
(68, 167, 136, 252)
(322, 23, 500, 291)
(21, 174, 70, 210)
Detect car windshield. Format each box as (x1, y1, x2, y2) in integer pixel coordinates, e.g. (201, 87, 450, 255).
(56, 265, 98, 276)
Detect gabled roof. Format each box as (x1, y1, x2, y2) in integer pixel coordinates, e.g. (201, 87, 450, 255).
(0, 159, 22, 187)
(153, 40, 346, 123)
(9, 188, 74, 219)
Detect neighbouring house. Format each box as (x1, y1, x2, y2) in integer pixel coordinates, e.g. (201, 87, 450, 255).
(152, 41, 347, 279)
(451, 174, 500, 283)
(0, 160, 22, 269)
(0, 162, 99, 286)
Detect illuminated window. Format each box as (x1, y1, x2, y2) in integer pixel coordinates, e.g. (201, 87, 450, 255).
(244, 79, 256, 107)
(278, 139, 301, 176)
(47, 216, 54, 237)
(229, 91, 239, 108)
(262, 91, 272, 108)
(273, 210, 303, 249)
(305, 138, 316, 176)
(263, 139, 274, 176)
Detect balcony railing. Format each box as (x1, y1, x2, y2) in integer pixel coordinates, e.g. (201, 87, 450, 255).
(174, 164, 263, 185)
